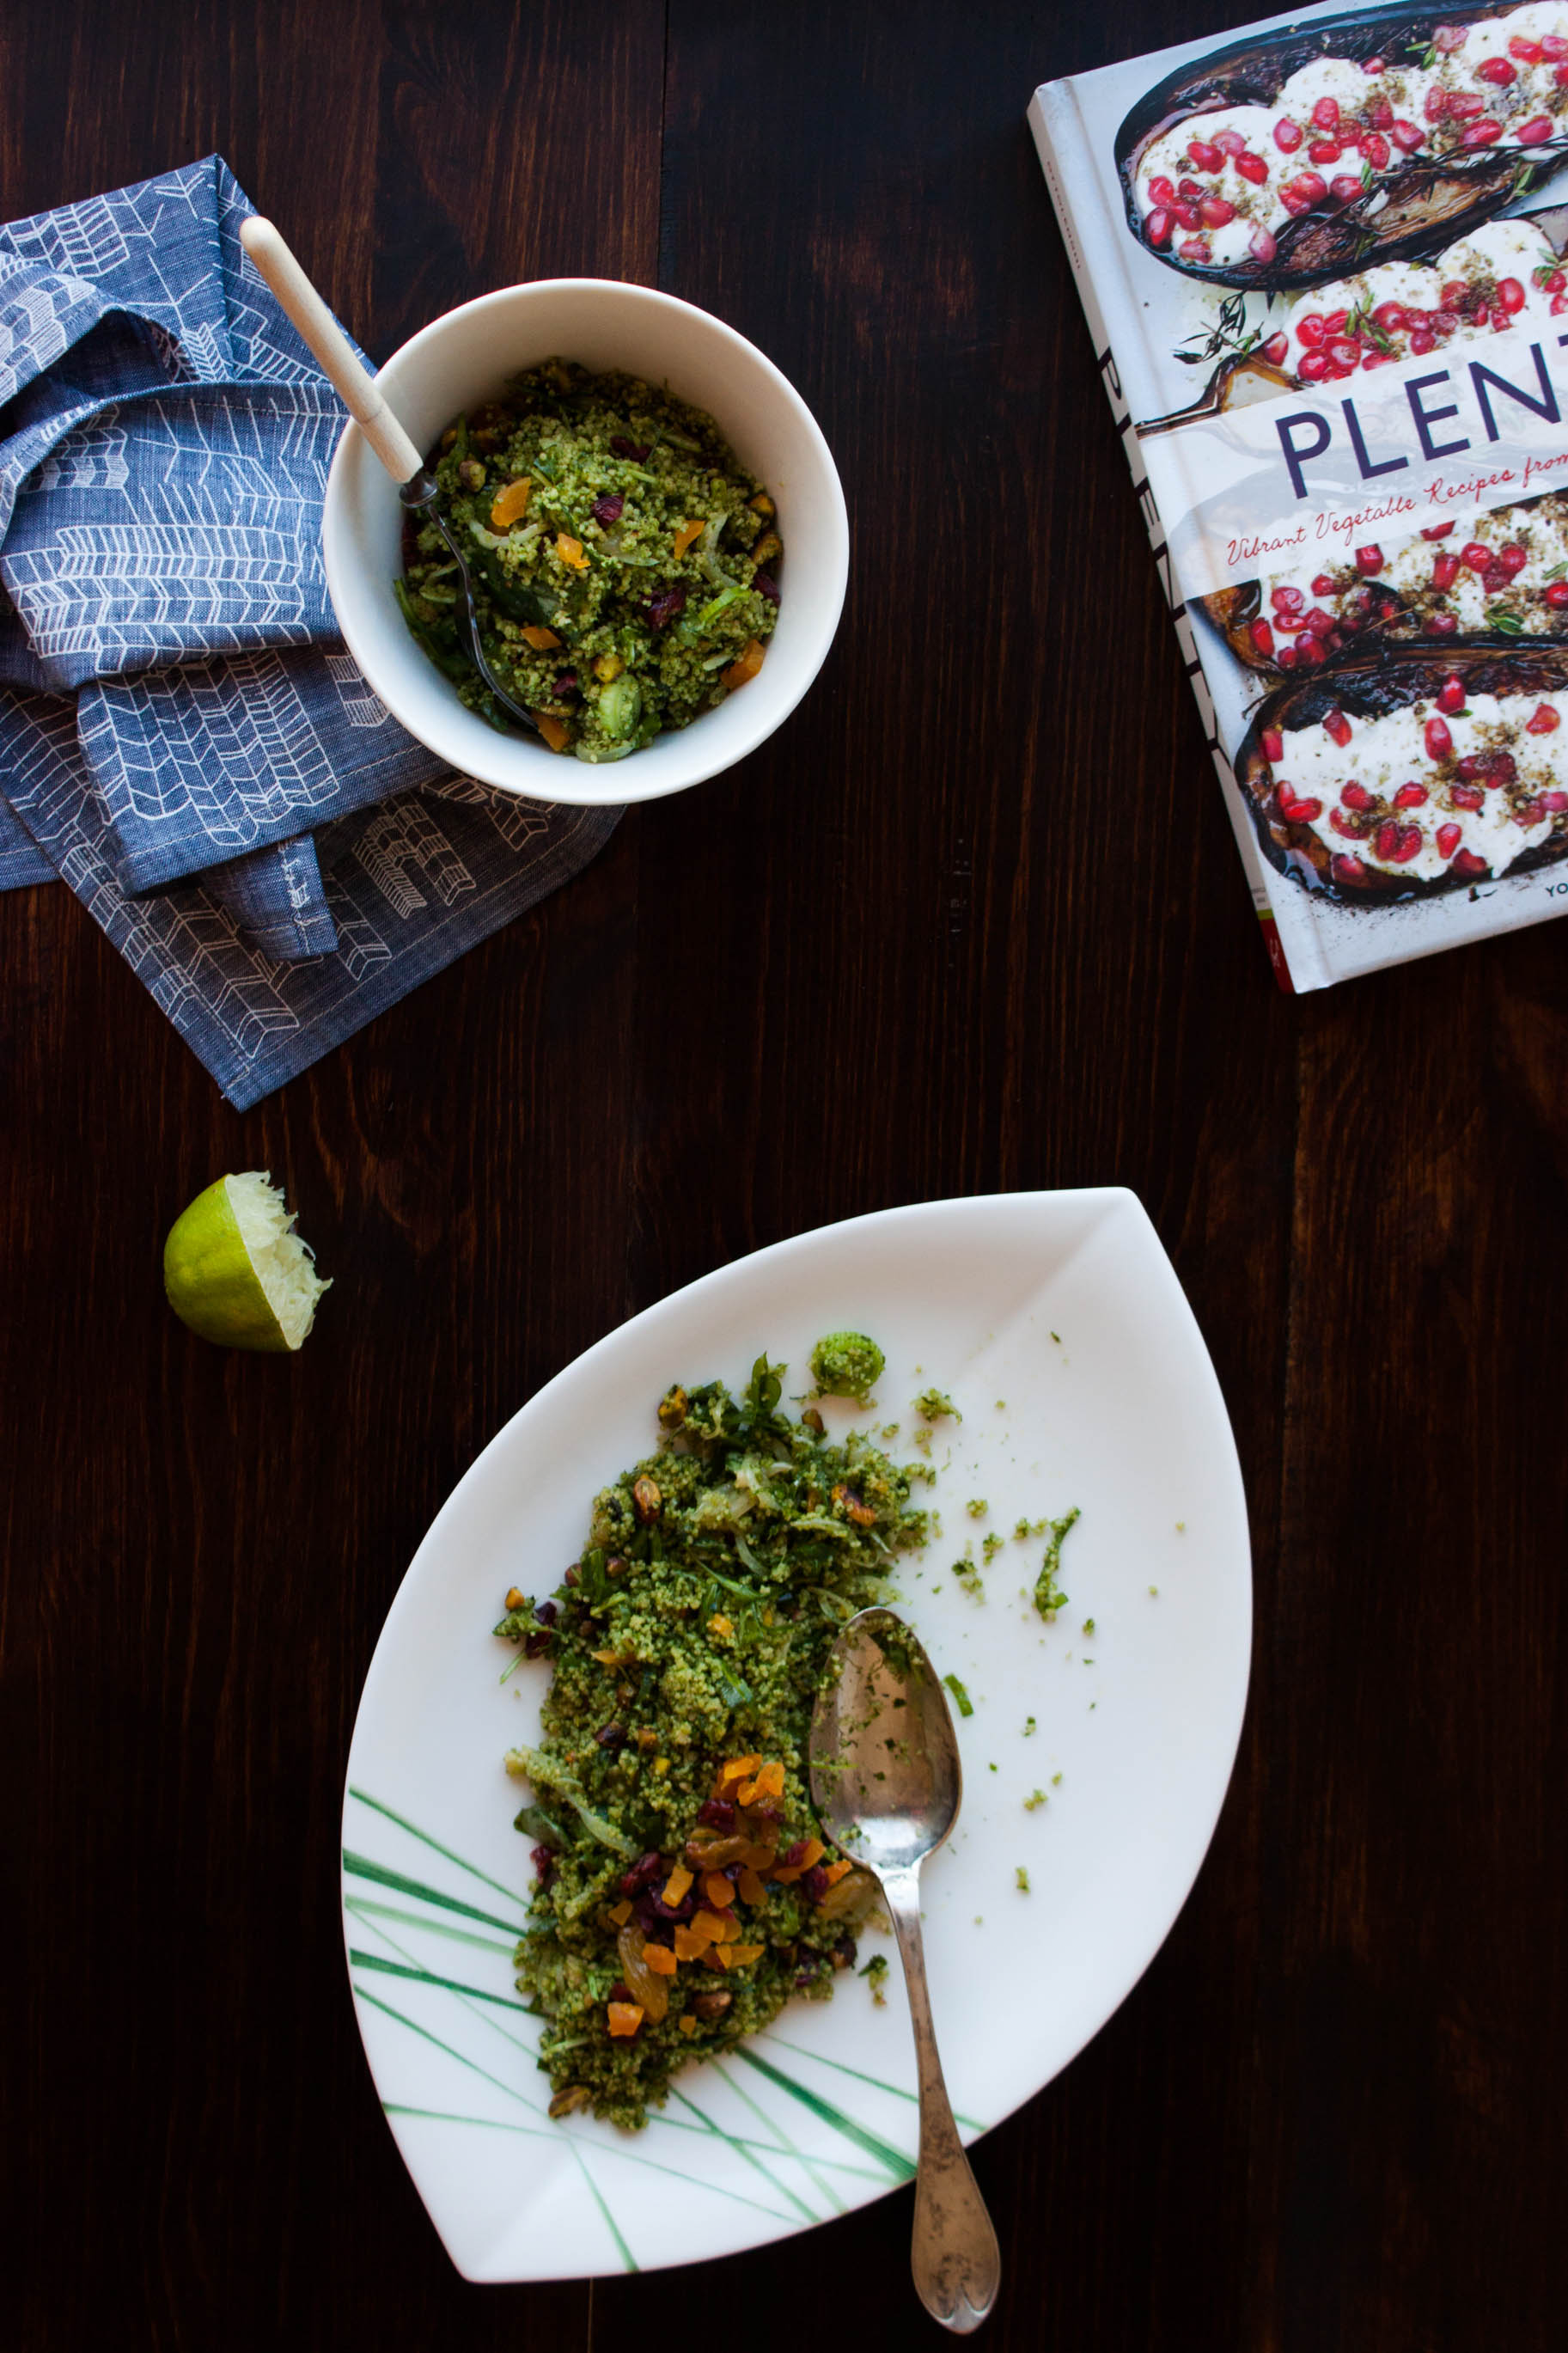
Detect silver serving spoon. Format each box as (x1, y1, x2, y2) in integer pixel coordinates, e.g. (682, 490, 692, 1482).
(810, 1607, 1002, 2333)
(237, 215, 539, 734)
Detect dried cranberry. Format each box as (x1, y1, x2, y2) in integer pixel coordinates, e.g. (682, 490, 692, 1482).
(698, 1798, 736, 1830)
(609, 437, 650, 461)
(642, 1885, 698, 1924)
(647, 584, 686, 631)
(620, 1850, 665, 1896)
(591, 492, 625, 524)
(794, 1959, 822, 1987)
(753, 572, 780, 606)
(607, 1980, 633, 2005)
(745, 1801, 784, 1834)
(595, 1721, 626, 1750)
(534, 1599, 558, 1626)
(530, 1844, 556, 1883)
(553, 672, 579, 697)
(832, 1936, 857, 1971)
(523, 1629, 552, 1659)
(802, 1865, 832, 1904)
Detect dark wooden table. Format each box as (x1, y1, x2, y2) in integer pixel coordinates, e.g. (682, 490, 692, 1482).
(3, 3, 1563, 2345)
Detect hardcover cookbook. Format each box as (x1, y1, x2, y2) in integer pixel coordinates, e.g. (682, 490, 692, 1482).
(1032, 0, 1568, 988)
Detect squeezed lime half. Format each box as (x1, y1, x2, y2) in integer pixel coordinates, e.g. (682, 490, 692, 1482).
(162, 1170, 330, 1352)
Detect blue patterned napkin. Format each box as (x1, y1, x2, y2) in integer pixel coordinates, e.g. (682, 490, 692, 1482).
(0, 156, 618, 1106)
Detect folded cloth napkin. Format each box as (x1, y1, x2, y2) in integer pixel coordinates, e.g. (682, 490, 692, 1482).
(0, 156, 618, 1105)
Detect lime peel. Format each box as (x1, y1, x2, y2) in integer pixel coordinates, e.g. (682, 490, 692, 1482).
(163, 1170, 329, 1352)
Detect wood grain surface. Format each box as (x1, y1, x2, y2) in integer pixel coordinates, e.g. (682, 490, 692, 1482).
(1, 3, 1563, 2347)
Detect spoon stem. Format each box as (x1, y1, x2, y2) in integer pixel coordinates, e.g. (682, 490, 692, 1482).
(237, 216, 425, 485)
(882, 1866, 1002, 2334)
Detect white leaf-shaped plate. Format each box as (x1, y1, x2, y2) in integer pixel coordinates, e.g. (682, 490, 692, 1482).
(342, 1189, 1250, 2279)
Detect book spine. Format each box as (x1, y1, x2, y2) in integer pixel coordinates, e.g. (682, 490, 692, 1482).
(1027, 89, 1308, 994)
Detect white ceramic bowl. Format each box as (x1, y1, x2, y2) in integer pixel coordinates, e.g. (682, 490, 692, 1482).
(321, 278, 849, 805)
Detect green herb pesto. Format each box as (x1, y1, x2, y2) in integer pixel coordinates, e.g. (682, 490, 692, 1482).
(943, 1672, 974, 1719)
(497, 1346, 930, 2129)
(1033, 1507, 1080, 1621)
(808, 1331, 885, 1404)
(858, 1952, 890, 2005)
(398, 359, 779, 761)
(913, 1387, 959, 1421)
(965, 1498, 988, 1519)
(1023, 1788, 1047, 1811)
(1016, 1867, 1031, 1893)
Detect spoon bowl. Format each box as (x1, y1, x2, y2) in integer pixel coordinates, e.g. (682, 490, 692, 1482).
(811, 1608, 1001, 2334)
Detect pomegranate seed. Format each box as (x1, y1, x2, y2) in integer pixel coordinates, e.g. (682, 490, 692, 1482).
(1199, 194, 1236, 226)
(1330, 807, 1367, 837)
(1171, 200, 1200, 229)
(1427, 613, 1459, 635)
(1394, 782, 1429, 808)
(1363, 56, 1385, 74)
(1277, 645, 1299, 668)
(1178, 236, 1212, 263)
(1296, 314, 1327, 346)
(1527, 702, 1561, 733)
(1304, 606, 1336, 637)
(1489, 752, 1517, 783)
(1547, 272, 1567, 294)
(1360, 351, 1391, 371)
(1422, 523, 1455, 541)
(1331, 853, 1369, 883)
(1553, 294, 1568, 316)
(1436, 822, 1462, 857)
(1375, 821, 1423, 863)
(1249, 225, 1278, 264)
(1461, 119, 1504, 147)
(1437, 676, 1466, 714)
(1461, 541, 1493, 574)
(1450, 785, 1486, 810)
(1341, 781, 1372, 810)
(1260, 728, 1284, 761)
(1477, 56, 1516, 84)
(1178, 178, 1202, 199)
(1147, 172, 1175, 201)
(1440, 280, 1467, 306)
(1274, 118, 1303, 151)
(1452, 849, 1490, 877)
(1321, 309, 1349, 334)
(1425, 88, 1450, 122)
(1372, 302, 1407, 335)
(1292, 171, 1327, 204)
(1391, 119, 1424, 152)
(1280, 794, 1322, 822)
(1355, 544, 1383, 575)
(1360, 131, 1390, 169)
(1366, 95, 1394, 127)
(1497, 278, 1527, 315)
(1516, 798, 1547, 823)
(1187, 139, 1223, 172)
(1327, 338, 1363, 370)
(1546, 582, 1568, 608)
(1557, 63, 1568, 86)
(1262, 330, 1290, 364)
(1497, 545, 1528, 578)
(1432, 311, 1459, 336)
(1294, 632, 1327, 663)
(1271, 584, 1305, 616)
(1447, 91, 1486, 119)
(1410, 330, 1436, 354)
(1212, 128, 1248, 156)
(1145, 206, 1174, 247)
(1280, 187, 1312, 216)
(1297, 351, 1330, 380)
(1540, 791, 1568, 812)
(1238, 151, 1269, 184)
(1545, 35, 1568, 61)
(1309, 572, 1334, 595)
(1510, 35, 1545, 62)
(1455, 755, 1487, 781)
(1516, 114, 1555, 144)
(1425, 716, 1453, 759)
(1313, 140, 1345, 166)
(1312, 97, 1339, 131)
(1249, 618, 1275, 655)
(1329, 174, 1363, 202)
(1324, 708, 1352, 747)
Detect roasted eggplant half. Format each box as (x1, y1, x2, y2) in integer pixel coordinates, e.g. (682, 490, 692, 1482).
(1202, 490, 1568, 674)
(1117, 3, 1568, 290)
(1235, 643, 1568, 896)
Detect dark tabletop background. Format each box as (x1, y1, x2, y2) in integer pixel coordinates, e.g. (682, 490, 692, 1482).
(3, 3, 1564, 2346)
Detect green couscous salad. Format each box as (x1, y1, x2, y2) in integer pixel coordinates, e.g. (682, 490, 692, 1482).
(496, 1346, 930, 2129)
(397, 359, 781, 762)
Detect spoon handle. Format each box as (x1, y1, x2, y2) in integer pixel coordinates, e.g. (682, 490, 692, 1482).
(882, 1867, 1002, 2334)
(237, 217, 424, 485)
